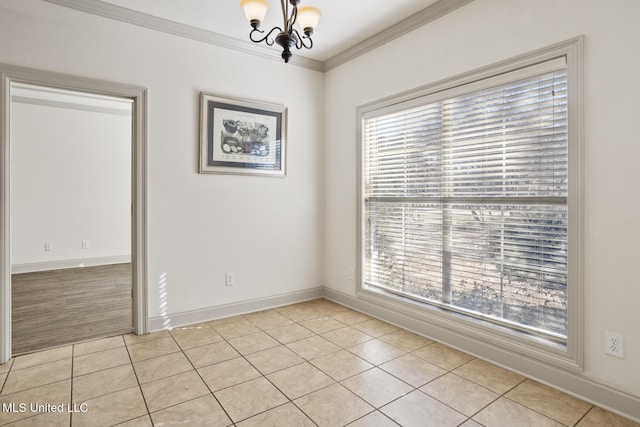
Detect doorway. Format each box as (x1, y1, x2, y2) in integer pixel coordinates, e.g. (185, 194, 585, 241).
(10, 83, 134, 353)
(0, 64, 148, 362)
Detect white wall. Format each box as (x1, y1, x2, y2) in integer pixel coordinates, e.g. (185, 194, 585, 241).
(3, 0, 639, 416)
(0, 0, 325, 318)
(11, 93, 131, 268)
(324, 0, 640, 403)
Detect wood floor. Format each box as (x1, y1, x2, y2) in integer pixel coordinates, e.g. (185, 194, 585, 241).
(11, 263, 133, 355)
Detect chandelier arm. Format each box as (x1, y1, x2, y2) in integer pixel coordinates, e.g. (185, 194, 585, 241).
(292, 28, 313, 49)
(249, 26, 282, 46)
(242, 0, 315, 63)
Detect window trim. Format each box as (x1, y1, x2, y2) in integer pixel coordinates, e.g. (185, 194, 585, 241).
(356, 37, 584, 372)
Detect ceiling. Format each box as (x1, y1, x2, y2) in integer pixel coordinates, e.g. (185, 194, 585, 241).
(98, 0, 441, 62)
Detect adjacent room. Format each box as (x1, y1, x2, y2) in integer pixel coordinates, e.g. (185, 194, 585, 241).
(0, 0, 638, 426)
(10, 83, 134, 354)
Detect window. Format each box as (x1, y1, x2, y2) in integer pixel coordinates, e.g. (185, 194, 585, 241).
(358, 41, 582, 365)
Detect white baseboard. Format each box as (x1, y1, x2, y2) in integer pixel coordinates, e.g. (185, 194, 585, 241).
(149, 286, 324, 331)
(11, 255, 131, 274)
(323, 287, 640, 424)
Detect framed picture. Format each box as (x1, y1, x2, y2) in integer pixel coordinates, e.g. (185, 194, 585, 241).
(199, 93, 287, 176)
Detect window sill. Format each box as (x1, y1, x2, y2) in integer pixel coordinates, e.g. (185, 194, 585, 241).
(356, 284, 582, 373)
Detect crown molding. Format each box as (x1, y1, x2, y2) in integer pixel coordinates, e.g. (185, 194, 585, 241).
(40, 0, 324, 72)
(323, 0, 475, 71)
(41, 0, 474, 73)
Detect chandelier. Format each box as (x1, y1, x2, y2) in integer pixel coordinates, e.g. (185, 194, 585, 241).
(240, 0, 320, 63)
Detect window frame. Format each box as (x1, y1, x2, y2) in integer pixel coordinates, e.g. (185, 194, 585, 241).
(356, 37, 584, 371)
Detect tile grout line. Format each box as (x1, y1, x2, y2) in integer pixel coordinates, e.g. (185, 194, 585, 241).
(573, 406, 595, 427)
(217, 306, 354, 424)
(499, 394, 572, 426)
(3, 299, 622, 427)
(226, 302, 495, 424)
(5, 307, 434, 406)
(0, 360, 11, 395)
(344, 358, 455, 421)
(122, 333, 154, 425)
(456, 372, 554, 425)
(256, 306, 414, 423)
(418, 356, 502, 423)
(499, 377, 588, 427)
(0, 372, 71, 398)
(325, 301, 600, 425)
(71, 346, 131, 379)
(72, 308, 375, 419)
(314, 328, 487, 424)
(5, 349, 71, 372)
(346, 410, 401, 427)
(222, 316, 326, 425)
(285, 303, 383, 425)
(171, 330, 236, 426)
(428, 373, 501, 423)
(248, 314, 331, 426)
(0, 357, 55, 427)
(74, 340, 125, 353)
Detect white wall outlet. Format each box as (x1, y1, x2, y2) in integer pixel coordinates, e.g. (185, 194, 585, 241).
(44, 242, 52, 252)
(348, 267, 354, 281)
(82, 240, 90, 249)
(605, 331, 624, 358)
(225, 273, 235, 286)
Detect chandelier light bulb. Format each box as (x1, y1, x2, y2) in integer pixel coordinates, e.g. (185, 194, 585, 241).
(241, 0, 269, 28)
(241, 0, 319, 63)
(296, 6, 320, 35)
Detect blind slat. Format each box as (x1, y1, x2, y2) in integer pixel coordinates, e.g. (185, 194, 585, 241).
(363, 62, 568, 339)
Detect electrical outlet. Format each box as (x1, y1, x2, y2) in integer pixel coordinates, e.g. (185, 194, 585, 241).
(44, 242, 52, 252)
(605, 331, 624, 358)
(348, 267, 354, 281)
(82, 240, 90, 249)
(225, 273, 235, 286)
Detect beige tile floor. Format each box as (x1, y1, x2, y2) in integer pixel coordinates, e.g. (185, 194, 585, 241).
(0, 298, 638, 427)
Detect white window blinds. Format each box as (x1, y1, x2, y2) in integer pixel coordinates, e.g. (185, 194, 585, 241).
(363, 58, 568, 340)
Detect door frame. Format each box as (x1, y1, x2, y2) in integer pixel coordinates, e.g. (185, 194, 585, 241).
(0, 63, 148, 362)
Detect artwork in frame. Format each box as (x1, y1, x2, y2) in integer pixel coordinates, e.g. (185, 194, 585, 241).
(199, 93, 287, 176)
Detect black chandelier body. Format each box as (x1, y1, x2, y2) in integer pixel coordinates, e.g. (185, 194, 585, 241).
(242, 0, 319, 63)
